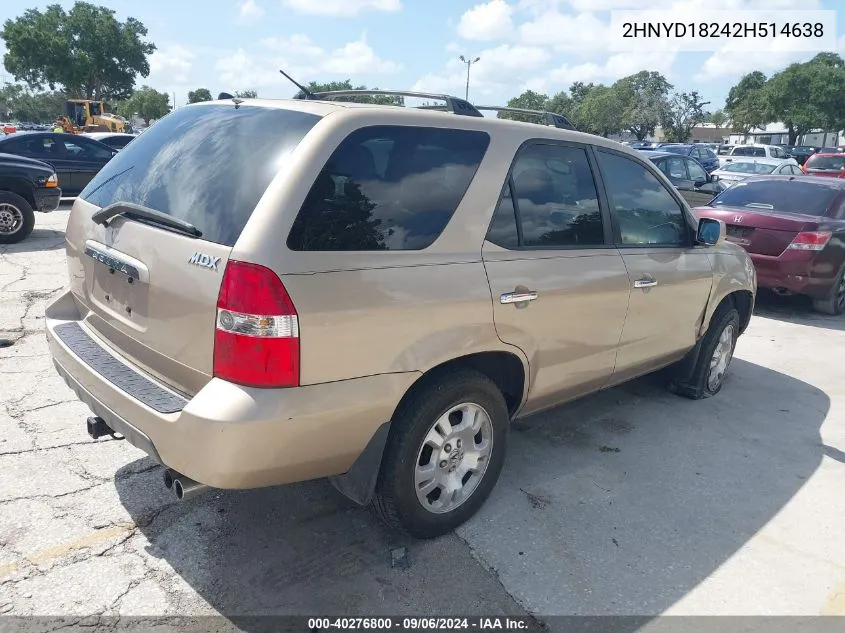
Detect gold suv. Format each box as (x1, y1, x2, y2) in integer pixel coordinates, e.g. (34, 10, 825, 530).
(45, 92, 756, 538)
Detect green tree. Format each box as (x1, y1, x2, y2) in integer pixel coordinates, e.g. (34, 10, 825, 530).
(1, 2, 155, 101)
(498, 89, 549, 123)
(234, 89, 258, 98)
(546, 91, 573, 119)
(116, 86, 170, 125)
(576, 84, 624, 137)
(661, 91, 709, 142)
(613, 71, 672, 140)
(0, 83, 23, 120)
(766, 53, 845, 145)
(706, 109, 728, 128)
(724, 71, 770, 136)
(296, 80, 402, 106)
(187, 88, 213, 103)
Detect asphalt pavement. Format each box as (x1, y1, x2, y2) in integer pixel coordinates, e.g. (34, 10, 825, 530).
(0, 209, 843, 628)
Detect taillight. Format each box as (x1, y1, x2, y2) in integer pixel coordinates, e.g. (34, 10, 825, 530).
(786, 231, 832, 251)
(213, 260, 299, 388)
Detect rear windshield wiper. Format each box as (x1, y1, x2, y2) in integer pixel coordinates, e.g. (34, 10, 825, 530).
(91, 202, 203, 238)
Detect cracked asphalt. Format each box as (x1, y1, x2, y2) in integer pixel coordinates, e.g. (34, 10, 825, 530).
(1, 208, 844, 629)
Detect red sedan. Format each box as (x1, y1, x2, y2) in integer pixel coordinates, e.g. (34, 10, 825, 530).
(694, 176, 845, 315)
(803, 152, 845, 178)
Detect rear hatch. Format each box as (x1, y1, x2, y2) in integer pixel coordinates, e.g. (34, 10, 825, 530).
(803, 154, 845, 178)
(695, 178, 839, 256)
(66, 103, 320, 395)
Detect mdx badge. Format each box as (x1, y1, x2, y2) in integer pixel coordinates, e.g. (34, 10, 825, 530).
(188, 252, 221, 271)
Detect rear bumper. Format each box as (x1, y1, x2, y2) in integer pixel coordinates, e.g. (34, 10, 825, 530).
(45, 290, 419, 489)
(34, 187, 61, 213)
(748, 254, 832, 299)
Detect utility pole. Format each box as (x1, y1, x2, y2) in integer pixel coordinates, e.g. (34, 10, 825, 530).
(459, 55, 480, 101)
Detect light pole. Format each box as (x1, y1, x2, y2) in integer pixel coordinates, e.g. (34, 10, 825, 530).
(459, 55, 480, 101)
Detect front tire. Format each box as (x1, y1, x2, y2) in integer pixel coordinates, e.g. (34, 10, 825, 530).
(812, 267, 845, 316)
(671, 307, 740, 400)
(0, 192, 35, 244)
(371, 369, 509, 539)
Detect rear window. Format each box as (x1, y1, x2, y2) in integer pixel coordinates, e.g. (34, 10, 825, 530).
(732, 147, 765, 157)
(806, 155, 845, 171)
(711, 180, 838, 216)
(661, 146, 689, 156)
(722, 162, 777, 174)
(79, 104, 320, 246)
(287, 125, 490, 251)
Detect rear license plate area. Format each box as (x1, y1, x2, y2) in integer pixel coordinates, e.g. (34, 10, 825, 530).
(725, 224, 753, 245)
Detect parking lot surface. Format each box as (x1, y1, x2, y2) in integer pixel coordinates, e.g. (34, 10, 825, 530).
(1, 209, 843, 626)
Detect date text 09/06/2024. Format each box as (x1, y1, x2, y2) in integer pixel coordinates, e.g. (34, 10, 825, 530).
(621, 22, 824, 39)
(307, 617, 532, 630)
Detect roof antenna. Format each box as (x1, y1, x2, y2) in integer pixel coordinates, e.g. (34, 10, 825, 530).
(279, 69, 315, 99)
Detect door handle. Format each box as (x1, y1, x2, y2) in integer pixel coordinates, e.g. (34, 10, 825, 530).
(633, 278, 658, 289)
(500, 291, 538, 304)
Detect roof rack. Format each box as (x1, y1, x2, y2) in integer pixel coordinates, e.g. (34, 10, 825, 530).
(292, 90, 484, 118)
(475, 106, 576, 130)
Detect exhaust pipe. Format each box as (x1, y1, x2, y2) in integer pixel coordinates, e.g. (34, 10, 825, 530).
(162, 468, 208, 501)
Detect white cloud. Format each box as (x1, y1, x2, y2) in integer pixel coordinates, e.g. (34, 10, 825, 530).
(236, 0, 264, 23)
(322, 36, 402, 74)
(548, 51, 677, 84)
(519, 11, 609, 52)
(282, 0, 401, 17)
(148, 45, 196, 86)
(457, 0, 514, 41)
(261, 33, 324, 58)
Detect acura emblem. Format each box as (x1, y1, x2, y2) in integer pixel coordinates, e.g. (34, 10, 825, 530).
(187, 252, 220, 271)
(733, 215, 743, 223)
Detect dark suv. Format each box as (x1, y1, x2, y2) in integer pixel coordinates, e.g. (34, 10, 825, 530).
(0, 152, 61, 243)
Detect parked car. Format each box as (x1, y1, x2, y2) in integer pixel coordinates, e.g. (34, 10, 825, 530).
(44, 98, 755, 538)
(0, 132, 117, 197)
(0, 152, 61, 243)
(695, 176, 845, 315)
(802, 152, 845, 178)
(83, 132, 136, 151)
(818, 147, 845, 154)
(710, 157, 802, 186)
(719, 144, 791, 167)
(638, 150, 726, 206)
(655, 144, 720, 172)
(785, 145, 818, 165)
(718, 144, 734, 156)
(628, 140, 653, 150)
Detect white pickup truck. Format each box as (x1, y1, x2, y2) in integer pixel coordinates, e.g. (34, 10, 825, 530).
(719, 144, 791, 167)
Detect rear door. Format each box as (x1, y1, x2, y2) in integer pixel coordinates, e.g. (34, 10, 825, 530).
(482, 141, 631, 414)
(593, 148, 714, 383)
(65, 103, 321, 395)
(60, 136, 115, 192)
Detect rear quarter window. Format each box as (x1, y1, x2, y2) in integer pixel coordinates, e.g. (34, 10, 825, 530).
(287, 125, 490, 251)
(79, 104, 320, 247)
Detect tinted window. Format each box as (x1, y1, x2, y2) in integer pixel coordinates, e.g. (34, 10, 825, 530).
(661, 146, 690, 156)
(686, 159, 707, 183)
(705, 149, 718, 160)
(733, 147, 765, 157)
(63, 138, 113, 161)
(1, 136, 52, 158)
(806, 155, 845, 171)
(596, 150, 688, 246)
(102, 136, 133, 149)
(722, 161, 776, 174)
(80, 104, 320, 247)
(661, 157, 688, 180)
(711, 180, 838, 216)
(486, 183, 519, 248)
(509, 144, 603, 247)
(288, 126, 490, 251)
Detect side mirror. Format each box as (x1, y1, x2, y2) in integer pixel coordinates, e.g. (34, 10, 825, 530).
(697, 217, 724, 245)
(709, 174, 719, 183)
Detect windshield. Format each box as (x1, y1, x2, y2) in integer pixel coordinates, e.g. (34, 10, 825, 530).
(807, 155, 845, 170)
(80, 104, 320, 246)
(710, 180, 838, 216)
(722, 162, 777, 174)
(661, 146, 689, 156)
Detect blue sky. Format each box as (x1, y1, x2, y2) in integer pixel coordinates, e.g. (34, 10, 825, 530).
(1, 0, 844, 111)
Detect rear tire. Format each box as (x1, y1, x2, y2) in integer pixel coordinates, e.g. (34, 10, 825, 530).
(371, 369, 509, 539)
(671, 308, 740, 400)
(0, 192, 35, 244)
(812, 267, 845, 316)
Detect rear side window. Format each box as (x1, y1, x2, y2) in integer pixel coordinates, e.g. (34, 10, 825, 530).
(80, 104, 320, 246)
(486, 144, 604, 248)
(711, 180, 838, 216)
(287, 126, 490, 251)
(733, 147, 765, 157)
